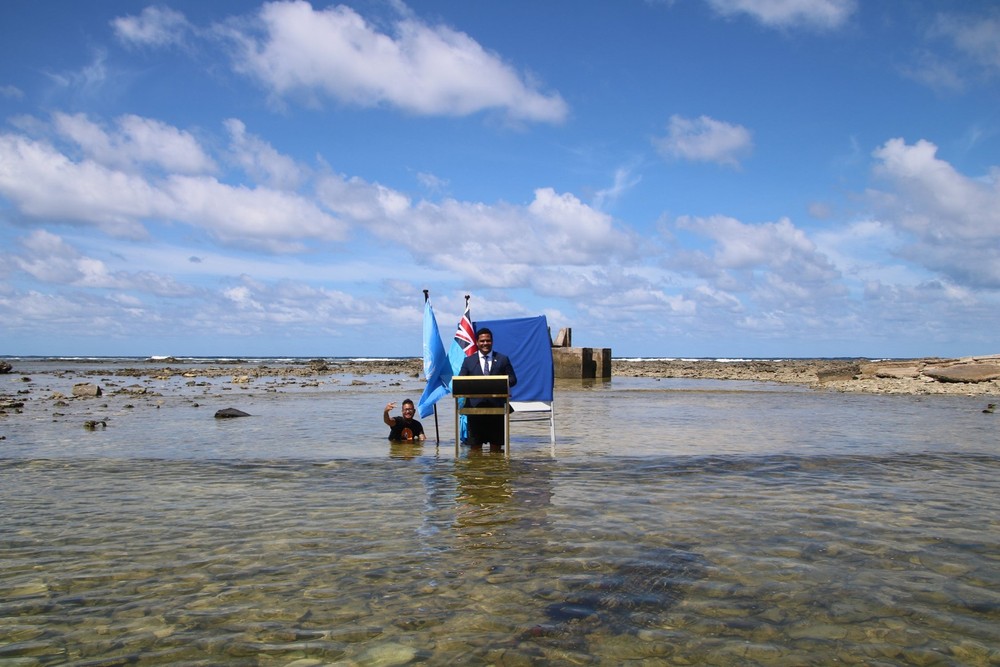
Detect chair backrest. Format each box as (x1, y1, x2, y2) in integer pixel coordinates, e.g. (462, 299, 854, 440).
(472, 315, 553, 403)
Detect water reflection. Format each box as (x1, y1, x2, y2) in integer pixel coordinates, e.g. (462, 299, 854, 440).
(388, 442, 424, 460)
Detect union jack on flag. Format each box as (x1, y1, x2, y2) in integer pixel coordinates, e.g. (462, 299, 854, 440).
(453, 303, 476, 357)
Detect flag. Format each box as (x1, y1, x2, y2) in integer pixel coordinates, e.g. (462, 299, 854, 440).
(448, 298, 476, 375)
(447, 297, 476, 442)
(416, 298, 452, 418)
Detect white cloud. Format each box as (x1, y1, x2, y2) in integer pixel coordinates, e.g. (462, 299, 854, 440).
(223, 285, 264, 311)
(673, 215, 844, 309)
(593, 166, 642, 211)
(0, 132, 166, 237)
(870, 138, 1000, 288)
(904, 10, 1000, 93)
(653, 115, 753, 167)
(1, 85, 24, 100)
(224, 118, 305, 189)
(8, 230, 196, 297)
(44, 50, 110, 100)
(705, 0, 856, 30)
(317, 169, 639, 281)
(54, 112, 216, 174)
(112, 6, 192, 48)
(222, 1, 567, 122)
(164, 175, 349, 250)
(900, 51, 966, 93)
(0, 125, 346, 250)
(931, 11, 1000, 74)
(415, 171, 449, 194)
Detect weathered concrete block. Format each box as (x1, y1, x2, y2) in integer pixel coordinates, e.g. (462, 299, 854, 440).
(554, 328, 572, 347)
(553, 347, 612, 379)
(592, 348, 612, 379)
(553, 347, 592, 378)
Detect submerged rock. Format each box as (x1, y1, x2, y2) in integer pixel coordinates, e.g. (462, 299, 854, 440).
(543, 546, 708, 629)
(214, 407, 251, 418)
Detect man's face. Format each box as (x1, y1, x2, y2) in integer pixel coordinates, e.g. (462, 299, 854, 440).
(476, 333, 493, 355)
(402, 402, 416, 418)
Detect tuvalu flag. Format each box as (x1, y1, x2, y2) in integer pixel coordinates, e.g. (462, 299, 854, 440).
(416, 297, 452, 418)
(447, 296, 476, 375)
(447, 296, 477, 442)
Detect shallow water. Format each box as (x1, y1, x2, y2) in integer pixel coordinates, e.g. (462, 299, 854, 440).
(2, 362, 999, 665)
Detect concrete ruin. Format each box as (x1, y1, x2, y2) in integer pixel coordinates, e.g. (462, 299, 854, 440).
(550, 328, 611, 379)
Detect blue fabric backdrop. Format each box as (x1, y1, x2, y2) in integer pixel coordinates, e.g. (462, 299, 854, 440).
(472, 315, 554, 402)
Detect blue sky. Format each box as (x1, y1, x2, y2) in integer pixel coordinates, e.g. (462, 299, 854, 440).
(1, 0, 998, 358)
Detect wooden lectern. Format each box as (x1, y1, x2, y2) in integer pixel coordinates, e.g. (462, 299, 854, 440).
(452, 375, 511, 456)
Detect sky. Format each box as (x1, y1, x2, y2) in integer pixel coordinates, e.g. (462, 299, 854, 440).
(1, 0, 998, 359)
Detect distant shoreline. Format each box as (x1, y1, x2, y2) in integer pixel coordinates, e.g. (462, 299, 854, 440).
(3, 355, 998, 396)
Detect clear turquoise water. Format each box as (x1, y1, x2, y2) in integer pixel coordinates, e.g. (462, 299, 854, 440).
(1, 361, 998, 665)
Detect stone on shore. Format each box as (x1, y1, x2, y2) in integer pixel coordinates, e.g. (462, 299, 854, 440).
(71, 383, 102, 397)
(0, 361, 12, 374)
(816, 363, 861, 382)
(922, 363, 1000, 383)
(215, 408, 251, 418)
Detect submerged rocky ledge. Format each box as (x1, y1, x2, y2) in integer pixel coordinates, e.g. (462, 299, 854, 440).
(2, 355, 998, 401)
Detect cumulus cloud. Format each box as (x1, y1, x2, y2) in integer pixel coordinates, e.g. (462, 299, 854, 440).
(164, 175, 348, 250)
(653, 115, 753, 167)
(221, 1, 567, 122)
(673, 215, 844, 308)
(315, 170, 639, 288)
(112, 6, 192, 48)
(0, 119, 347, 250)
(224, 118, 305, 189)
(705, 0, 856, 30)
(0, 132, 168, 237)
(53, 112, 216, 174)
(9, 230, 195, 296)
(869, 138, 1000, 288)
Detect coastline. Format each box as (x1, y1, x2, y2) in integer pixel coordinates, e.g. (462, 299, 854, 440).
(611, 355, 1000, 396)
(3, 354, 998, 398)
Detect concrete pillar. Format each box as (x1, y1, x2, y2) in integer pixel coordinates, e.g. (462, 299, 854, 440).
(592, 348, 612, 379)
(552, 347, 612, 379)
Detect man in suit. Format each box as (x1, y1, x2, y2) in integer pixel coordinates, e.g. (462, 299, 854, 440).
(459, 327, 517, 448)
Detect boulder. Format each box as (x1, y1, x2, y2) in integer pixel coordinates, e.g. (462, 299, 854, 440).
(816, 364, 860, 382)
(72, 383, 103, 397)
(215, 407, 251, 418)
(860, 360, 921, 379)
(0, 361, 12, 374)
(923, 364, 1000, 384)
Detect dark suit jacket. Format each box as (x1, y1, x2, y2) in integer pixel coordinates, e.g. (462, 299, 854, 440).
(459, 352, 517, 407)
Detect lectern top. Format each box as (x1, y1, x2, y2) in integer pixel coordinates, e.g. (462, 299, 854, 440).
(452, 375, 510, 398)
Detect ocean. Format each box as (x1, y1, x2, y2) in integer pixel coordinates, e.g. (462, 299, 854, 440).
(1, 358, 998, 665)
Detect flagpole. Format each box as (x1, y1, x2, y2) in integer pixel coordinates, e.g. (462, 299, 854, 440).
(423, 289, 441, 444)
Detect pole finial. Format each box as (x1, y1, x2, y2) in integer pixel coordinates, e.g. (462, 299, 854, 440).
(423, 289, 429, 302)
